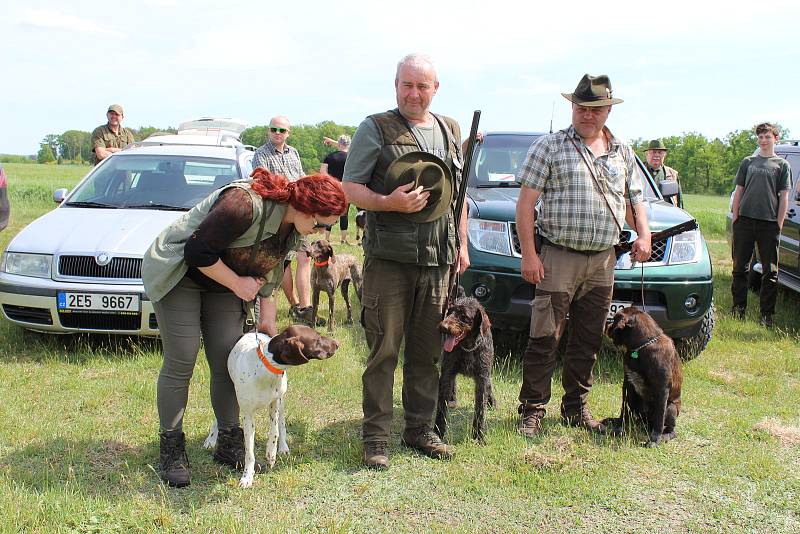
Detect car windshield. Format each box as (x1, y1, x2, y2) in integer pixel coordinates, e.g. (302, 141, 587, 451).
(469, 133, 658, 200)
(65, 155, 240, 210)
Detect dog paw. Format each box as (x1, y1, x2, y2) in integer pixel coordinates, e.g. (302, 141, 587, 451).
(600, 417, 623, 436)
(266, 454, 277, 468)
(278, 444, 290, 455)
(238, 475, 254, 488)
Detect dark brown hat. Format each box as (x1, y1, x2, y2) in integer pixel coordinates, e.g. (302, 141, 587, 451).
(645, 139, 668, 151)
(561, 74, 623, 107)
(384, 151, 453, 223)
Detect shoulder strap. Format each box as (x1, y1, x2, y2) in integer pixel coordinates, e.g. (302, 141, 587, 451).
(245, 197, 277, 331)
(566, 136, 625, 233)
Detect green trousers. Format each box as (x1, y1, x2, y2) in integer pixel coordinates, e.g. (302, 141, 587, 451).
(360, 258, 450, 443)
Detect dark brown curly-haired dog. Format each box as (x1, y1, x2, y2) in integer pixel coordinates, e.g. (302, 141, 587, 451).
(434, 295, 496, 442)
(603, 306, 683, 447)
(308, 239, 363, 332)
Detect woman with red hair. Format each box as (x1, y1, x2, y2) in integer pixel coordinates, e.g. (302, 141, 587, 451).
(142, 168, 346, 488)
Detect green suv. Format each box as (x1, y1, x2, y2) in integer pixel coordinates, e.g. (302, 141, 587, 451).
(460, 132, 715, 358)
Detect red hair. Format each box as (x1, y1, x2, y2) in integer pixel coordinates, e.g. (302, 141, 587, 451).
(250, 167, 347, 216)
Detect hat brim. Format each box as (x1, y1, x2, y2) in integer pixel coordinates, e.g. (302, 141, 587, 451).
(561, 93, 624, 106)
(384, 151, 453, 223)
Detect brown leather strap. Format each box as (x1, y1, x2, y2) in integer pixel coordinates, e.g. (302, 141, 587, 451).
(566, 135, 624, 234)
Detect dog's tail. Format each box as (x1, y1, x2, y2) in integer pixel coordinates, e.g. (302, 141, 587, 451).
(349, 262, 364, 301)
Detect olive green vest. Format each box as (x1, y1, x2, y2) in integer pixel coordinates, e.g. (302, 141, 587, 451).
(363, 110, 462, 266)
(142, 180, 299, 302)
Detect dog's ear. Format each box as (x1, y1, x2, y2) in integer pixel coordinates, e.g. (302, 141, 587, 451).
(269, 335, 309, 366)
(326, 243, 335, 263)
(478, 306, 491, 337)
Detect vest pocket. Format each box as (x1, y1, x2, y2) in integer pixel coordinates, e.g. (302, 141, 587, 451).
(371, 226, 419, 263)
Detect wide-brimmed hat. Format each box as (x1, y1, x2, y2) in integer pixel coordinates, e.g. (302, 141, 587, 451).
(384, 151, 453, 223)
(645, 139, 668, 151)
(561, 74, 623, 107)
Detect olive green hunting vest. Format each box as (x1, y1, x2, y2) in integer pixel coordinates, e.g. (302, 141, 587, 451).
(364, 109, 463, 266)
(142, 180, 299, 302)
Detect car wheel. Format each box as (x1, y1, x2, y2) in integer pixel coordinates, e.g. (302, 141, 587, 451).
(674, 303, 715, 361)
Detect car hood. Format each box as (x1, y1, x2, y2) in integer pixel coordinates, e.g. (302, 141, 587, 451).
(467, 187, 694, 233)
(5, 208, 184, 256)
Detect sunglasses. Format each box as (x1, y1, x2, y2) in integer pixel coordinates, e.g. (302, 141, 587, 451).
(269, 127, 289, 133)
(312, 217, 333, 231)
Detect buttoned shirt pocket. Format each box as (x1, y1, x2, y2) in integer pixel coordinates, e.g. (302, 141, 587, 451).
(530, 294, 556, 338)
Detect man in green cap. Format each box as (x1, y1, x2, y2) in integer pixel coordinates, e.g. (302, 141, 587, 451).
(515, 74, 652, 439)
(645, 139, 682, 207)
(90, 104, 134, 165)
(342, 53, 468, 470)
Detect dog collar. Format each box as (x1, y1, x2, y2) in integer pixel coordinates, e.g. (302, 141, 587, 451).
(629, 334, 662, 359)
(314, 260, 329, 267)
(256, 341, 285, 375)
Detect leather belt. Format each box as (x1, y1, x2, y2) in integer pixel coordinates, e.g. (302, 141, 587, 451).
(542, 237, 604, 256)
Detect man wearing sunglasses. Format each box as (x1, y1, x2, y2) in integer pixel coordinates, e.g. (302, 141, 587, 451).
(253, 116, 315, 327)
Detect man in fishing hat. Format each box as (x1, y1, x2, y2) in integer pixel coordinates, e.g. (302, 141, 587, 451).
(645, 139, 682, 207)
(342, 53, 468, 469)
(514, 74, 652, 439)
(90, 104, 135, 165)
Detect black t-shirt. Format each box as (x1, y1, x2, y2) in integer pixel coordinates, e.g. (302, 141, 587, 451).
(323, 150, 348, 180)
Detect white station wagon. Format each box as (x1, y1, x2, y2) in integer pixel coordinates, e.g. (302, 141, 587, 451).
(0, 118, 255, 336)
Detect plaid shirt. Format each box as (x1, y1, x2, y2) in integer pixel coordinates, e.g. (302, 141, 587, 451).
(516, 126, 642, 252)
(252, 141, 304, 181)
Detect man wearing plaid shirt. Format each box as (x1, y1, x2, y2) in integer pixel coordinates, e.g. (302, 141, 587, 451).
(514, 74, 652, 438)
(252, 116, 315, 329)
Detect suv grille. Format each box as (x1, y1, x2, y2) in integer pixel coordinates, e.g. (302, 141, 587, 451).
(58, 311, 141, 330)
(511, 226, 667, 262)
(58, 255, 142, 280)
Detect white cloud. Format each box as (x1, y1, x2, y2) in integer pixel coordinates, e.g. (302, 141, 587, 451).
(17, 9, 122, 37)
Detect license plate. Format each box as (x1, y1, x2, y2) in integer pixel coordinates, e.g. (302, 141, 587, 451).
(57, 292, 140, 313)
(607, 301, 632, 321)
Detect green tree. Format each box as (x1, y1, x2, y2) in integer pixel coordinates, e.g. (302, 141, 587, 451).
(37, 142, 56, 164)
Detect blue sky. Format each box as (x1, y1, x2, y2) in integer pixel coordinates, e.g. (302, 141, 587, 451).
(2, 0, 799, 155)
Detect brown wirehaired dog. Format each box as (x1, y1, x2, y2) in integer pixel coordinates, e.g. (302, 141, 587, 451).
(308, 239, 363, 332)
(603, 306, 683, 447)
(434, 295, 496, 442)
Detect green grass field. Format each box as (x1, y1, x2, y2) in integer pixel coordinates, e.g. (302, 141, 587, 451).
(1, 165, 799, 533)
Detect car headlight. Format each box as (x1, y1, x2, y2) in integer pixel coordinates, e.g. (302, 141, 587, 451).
(1, 252, 53, 278)
(667, 230, 701, 264)
(468, 219, 512, 256)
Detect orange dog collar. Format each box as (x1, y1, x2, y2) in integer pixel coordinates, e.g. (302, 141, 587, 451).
(314, 260, 330, 267)
(257, 341, 285, 375)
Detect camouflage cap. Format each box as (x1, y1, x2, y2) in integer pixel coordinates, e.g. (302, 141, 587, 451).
(107, 104, 124, 115)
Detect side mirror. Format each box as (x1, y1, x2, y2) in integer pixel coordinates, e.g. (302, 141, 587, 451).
(53, 188, 69, 204)
(659, 180, 680, 198)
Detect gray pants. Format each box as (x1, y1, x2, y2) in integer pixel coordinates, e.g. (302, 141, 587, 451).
(154, 277, 246, 432)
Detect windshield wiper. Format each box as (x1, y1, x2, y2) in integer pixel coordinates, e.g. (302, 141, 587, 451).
(125, 203, 187, 211)
(64, 201, 118, 208)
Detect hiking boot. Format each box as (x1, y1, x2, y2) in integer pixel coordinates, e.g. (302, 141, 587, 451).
(401, 426, 454, 459)
(158, 430, 190, 488)
(561, 404, 606, 435)
(213, 427, 265, 472)
(517, 405, 544, 439)
(760, 313, 774, 328)
(290, 305, 326, 327)
(363, 441, 389, 470)
(730, 305, 746, 320)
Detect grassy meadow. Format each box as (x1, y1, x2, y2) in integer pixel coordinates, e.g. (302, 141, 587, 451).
(0, 164, 799, 533)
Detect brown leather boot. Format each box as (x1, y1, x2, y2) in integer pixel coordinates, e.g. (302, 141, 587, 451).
(363, 441, 389, 470)
(517, 405, 544, 439)
(561, 404, 606, 435)
(401, 426, 454, 459)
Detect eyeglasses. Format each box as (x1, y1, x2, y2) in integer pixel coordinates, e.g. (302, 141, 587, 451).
(312, 217, 333, 231)
(269, 127, 289, 134)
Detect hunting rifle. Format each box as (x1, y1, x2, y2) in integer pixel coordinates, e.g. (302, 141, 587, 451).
(615, 218, 699, 259)
(446, 110, 481, 312)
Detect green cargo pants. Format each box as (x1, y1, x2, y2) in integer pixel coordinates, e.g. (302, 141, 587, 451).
(360, 258, 450, 443)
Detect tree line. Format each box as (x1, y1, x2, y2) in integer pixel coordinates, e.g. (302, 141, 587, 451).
(15, 122, 785, 196)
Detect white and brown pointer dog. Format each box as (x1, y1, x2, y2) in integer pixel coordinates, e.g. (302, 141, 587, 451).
(203, 324, 338, 487)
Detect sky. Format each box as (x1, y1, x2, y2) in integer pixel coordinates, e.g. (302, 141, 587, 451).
(2, 0, 800, 155)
